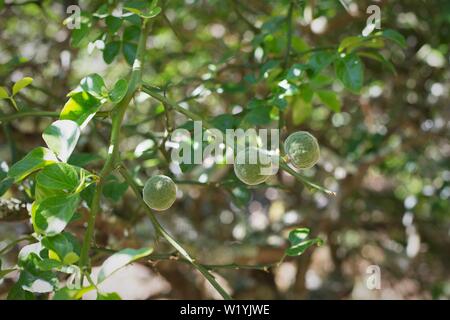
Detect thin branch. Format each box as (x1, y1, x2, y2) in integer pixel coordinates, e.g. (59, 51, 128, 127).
(118, 164, 232, 300)
(283, 1, 294, 69)
(0, 235, 35, 256)
(231, 0, 260, 33)
(79, 20, 152, 271)
(0, 110, 110, 123)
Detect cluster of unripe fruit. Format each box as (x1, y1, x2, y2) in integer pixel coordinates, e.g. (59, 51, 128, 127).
(143, 131, 320, 211)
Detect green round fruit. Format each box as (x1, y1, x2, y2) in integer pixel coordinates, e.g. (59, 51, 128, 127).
(233, 147, 273, 185)
(284, 131, 320, 169)
(143, 175, 177, 211)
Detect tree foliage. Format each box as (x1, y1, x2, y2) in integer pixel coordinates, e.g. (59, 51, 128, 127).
(0, 0, 448, 300)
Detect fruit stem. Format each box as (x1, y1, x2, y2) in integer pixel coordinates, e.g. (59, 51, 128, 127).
(280, 160, 336, 196)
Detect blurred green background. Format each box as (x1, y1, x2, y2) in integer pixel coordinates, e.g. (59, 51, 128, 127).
(0, 0, 449, 299)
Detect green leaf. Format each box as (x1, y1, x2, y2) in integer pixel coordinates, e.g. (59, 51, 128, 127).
(12, 77, 33, 96)
(122, 42, 138, 66)
(230, 185, 251, 207)
(105, 16, 122, 34)
(32, 194, 80, 236)
(380, 29, 406, 48)
(358, 51, 396, 74)
(71, 23, 89, 47)
(0, 86, 10, 99)
(18, 242, 43, 264)
(80, 74, 107, 99)
(60, 92, 101, 129)
(36, 258, 63, 270)
(285, 238, 323, 256)
(308, 51, 336, 75)
(53, 286, 95, 300)
(68, 152, 102, 167)
(292, 98, 312, 125)
(97, 247, 153, 283)
(0, 176, 14, 196)
(41, 232, 80, 264)
(103, 41, 121, 64)
(109, 79, 128, 103)
(123, 25, 141, 42)
(8, 147, 57, 183)
(97, 292, 122, 300)
(63, 252, 80, 265)
(42, 120, 80, 162)
(103, 179, 128, 202)
(285, 227, 323, 257)
(7, 281, 35, 300)
(141, 6, 161, 19)
(335, 53, 364, 93)
(242, 105, 273, 126)
(288, 228, 310, 245)
(210, 114, 236, 132)
(123, 7, 143, 16)
(36, 163, 79, 193)
(317, 90, 341, 112)
(286, 63, 308, 80)
(299, 84, 314, 102)
(35, 184, 63, 201)
(18, 269, 58, 294)
(11, 255, 59, 296)
(338, 36, 364, 52)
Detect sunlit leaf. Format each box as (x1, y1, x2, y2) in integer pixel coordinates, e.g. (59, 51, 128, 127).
(53, 286, 95, 300)
(8, 147, 57, 183)
(285, 228, 323, 257)
(97, 247, 153, 283)
(97, 292, 122, 300)
(41, 232, 80, 264)
(12, 77, 33, 96)
(285, 238, 323, 256)
(338, 36, 364, 52)
(141, 6, 161, 19)
(32, 194, 80, 236)
(288, 228, 310, 245)
(60, 92, 101, 129)
(42, 120, 80, 162)
(80, 73, 107, 99)
(0, 86, 9, 99)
